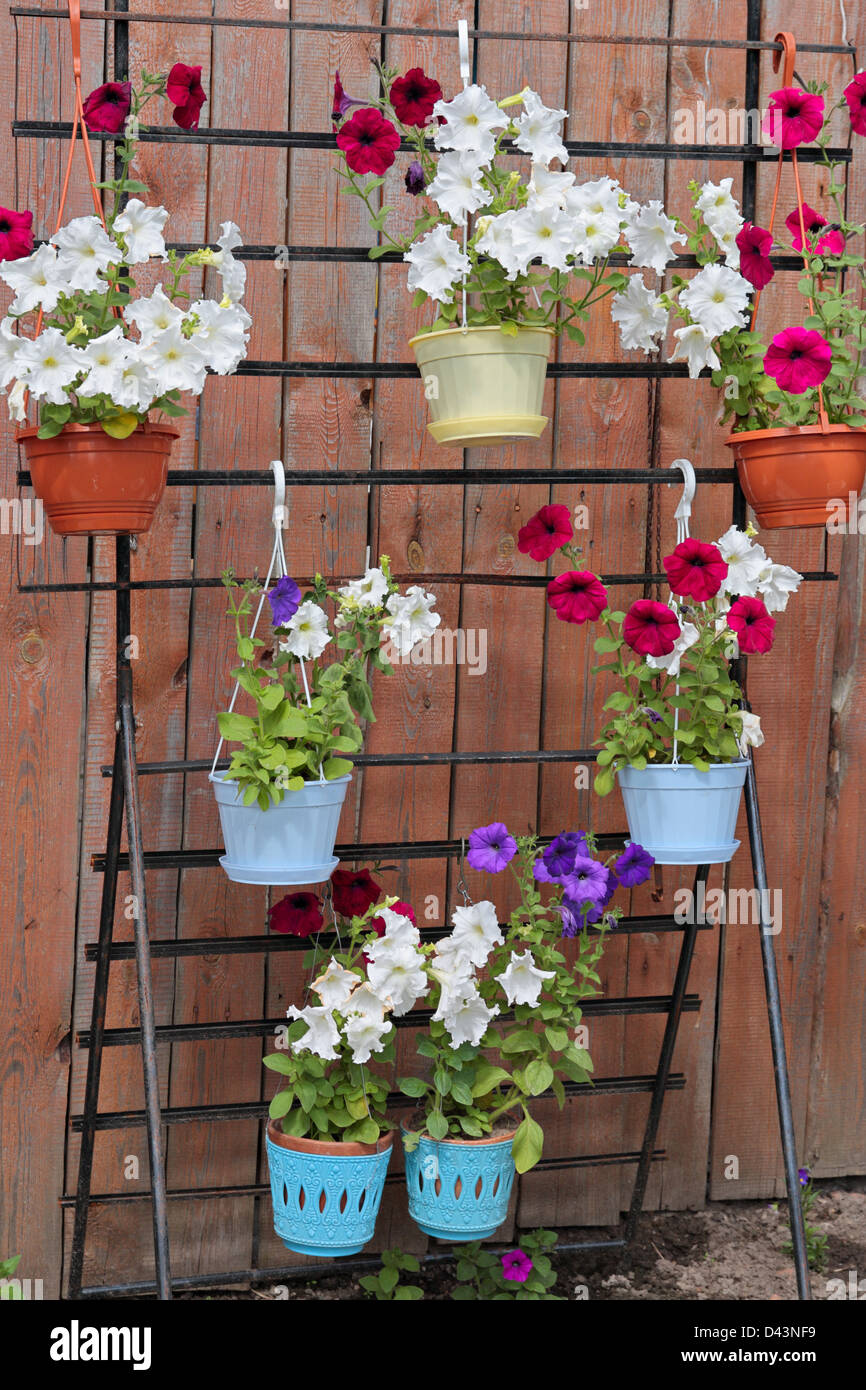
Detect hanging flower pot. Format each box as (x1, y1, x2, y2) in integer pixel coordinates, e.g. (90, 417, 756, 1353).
(17, 422, 178, 536)
(210, 771, 350, 886)
(266, 1121, 393, 1258)
(617, 760, 749, 866)
(402, 1125, 517, 1242)
(408, 326, 554, 447)
(725, 424, 866, 529)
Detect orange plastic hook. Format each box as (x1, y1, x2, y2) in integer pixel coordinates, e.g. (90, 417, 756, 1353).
(772, 31, 797, 89)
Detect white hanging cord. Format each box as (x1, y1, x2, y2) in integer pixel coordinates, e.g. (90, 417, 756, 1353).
(665, 458, 696, 769)
(459, 18, 470, 331)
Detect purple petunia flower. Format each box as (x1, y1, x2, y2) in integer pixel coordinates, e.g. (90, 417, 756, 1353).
(467, 822, 518, 874)
(269, 575, 302, 628)
(541, 831, 588, 882)
(561, 857, 610, 907)
(641, 705, 664, 725)
(501, 1250, 533, 1283)
(405, 159, 426, 195)
(613, 842, 655, 889)
(798, 1167, 810, 1187)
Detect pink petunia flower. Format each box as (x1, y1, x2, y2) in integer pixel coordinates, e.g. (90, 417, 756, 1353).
(762, 87, 825, 149)
(0, 206, 34, 261)
(843, 71, 866, 137)
(736, 222, 774, 290)
(623, 600, 681, 658)
(336, 107, 401, 176)
(663, 539, 728, 602)
(763, 326, 832, 395)
(546, 571, 608, 625)
(517, 504, 573, 561)
(726, 596, 776, 654)
(784, 204, 844, 256)
(501, 1250, 533, 1283)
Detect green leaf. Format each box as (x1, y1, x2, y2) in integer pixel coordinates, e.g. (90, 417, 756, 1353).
(544, 1026, 569, 1053)
(398, 1076, 428, 1098)
(268, 1090, 294, 1119)
(322, 756, 354, 780)
(262, 1053, 293, 1075)
(512, 1114, 544, 1174)
(427, 1110, 449, 1140)
(379, 1265, 399, 1294)
(471, 1063, 511, 1098)
(500, 1028, 538, 1055)
(524, 1059, 554, 1096)
(296, 1079, 318, 1114)
(450, 1080, 474, 1107)
(100, 411, 140, 439)
(217, 711, 257, 742)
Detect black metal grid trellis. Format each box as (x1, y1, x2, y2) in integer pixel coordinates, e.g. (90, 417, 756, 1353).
(12, 0, 843, 1302)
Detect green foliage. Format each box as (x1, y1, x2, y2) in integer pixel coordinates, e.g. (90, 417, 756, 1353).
(359, 1249, 424, 1300)
(0, 1255, 22, 1299)
(781, 1178, 828, 1272)
(451, 1229, 562, 1300)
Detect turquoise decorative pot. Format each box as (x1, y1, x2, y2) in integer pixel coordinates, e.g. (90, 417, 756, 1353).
(402, 1127, 516, 1242)
(266, 1122, 392, 1258)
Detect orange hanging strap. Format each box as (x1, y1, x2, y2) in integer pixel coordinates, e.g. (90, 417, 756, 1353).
(748, 31, 830, 432)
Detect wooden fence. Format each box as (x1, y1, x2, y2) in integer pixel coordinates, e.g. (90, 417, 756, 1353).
(1, 0, 864, 1296)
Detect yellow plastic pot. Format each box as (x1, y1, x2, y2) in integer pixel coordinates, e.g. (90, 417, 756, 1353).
(408, 325, 554, 447)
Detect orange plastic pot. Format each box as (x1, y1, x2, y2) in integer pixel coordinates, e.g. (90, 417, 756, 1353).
(725, 424, 866, 529)
(17, 421, 178, 537)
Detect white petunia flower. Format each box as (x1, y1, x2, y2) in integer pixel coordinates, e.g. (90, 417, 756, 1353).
(7, 378, 28, 422)
(140, 325, 207, 396)
(113, 199, 169, 264)
(736, 710, 764, 753)
(715, 222, 742, 271)
(625, 199, 682, 276)
(757, 561, 802, 613)
(610, 275, 668, 352)
(645, 620, 699, 677)
(375, 906, 421, 948)
(338, 566, 389, 610)
(311, 959, 359, 1011)
(51, 216, 120, 292)
(382, 585, 440, 656)
(679, 263, 751, 338)
(114, 345, 158, 413)
(405, 224, 471, 304)
(439, 982, 499, 1048)
(186, 299, 250, 375)
(365, 941, 428, 1016)
(343, 982, 389, 1023)
(565, 175, 627, 222)
(509, 202, 574, 274)
(668, 323, 720, 378)
(495, 949, 555, 1007)
(426, 150, 490, 226)
(124, 285, 184, 342)
(213, 221, 247, 303)
(473, 210, 524, 280)
(512, 88, 569, 167)
(715, 526, 768, 597)
(0, 318, 24, 389)
(432, 83, 507, 159)
(343, 1012, 392, 1064)
(449, 900, 503, 968)
(696, 178, 743, 236)
(429, 940, 477, 1019)
(78, 325, 129, 398)
(527, 163, 575, 208)
(15, 327, 84, 404)
(286, 1003, 340, 1060)
(571, 209, 623, 266)
(0, 242, 64, 315)
(280, 600, 332, 660)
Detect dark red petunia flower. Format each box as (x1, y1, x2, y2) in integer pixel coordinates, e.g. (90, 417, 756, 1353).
(370, 899, 416, 938)
(762, 87, 824, 150)
(82, 80, 132, 134)
(331, 866, 382, 918)
(167, 62, 207, 131)
(517, 504, 573, 561)
(336, 107, 401, 176)
(0, 206, 34, 262)
(390, 68, 442, 127)
(623, 600, 681, 658)
(726, 596, 776, 654)
(546, 570, 608, 625)
(663, 538, 728, 602)
(784, 204, 844, 257)
(844, 71, 866, 137)
(736, 222, 774, 290)
(269, 891, 323, 937)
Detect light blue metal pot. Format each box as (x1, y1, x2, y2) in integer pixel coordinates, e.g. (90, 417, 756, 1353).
(210, 771, 350, 885)
(617, 760, 749, 865)
(402, 1127, 516, 1242)
(266, 1122, 392, 1258)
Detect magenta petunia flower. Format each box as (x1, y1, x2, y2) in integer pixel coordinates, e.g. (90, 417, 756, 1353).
(784, 204, 844, 256)
(762, 87, 824, 150)
(269, 892, 323, 937)
(763, 325, 832, 395)
(82, 80, 132, 134)
(518, 504, 574, 561)
(736, 222, 774, 290)
(167, 63, 207, 131)
(468, 822, 518, 874)
(390, 68, 443, 127)
(726, 596, 776, 655)
(663, 538, 728, 602)
(844, 72, 866, 137)
(0, 206, 34, 261)
(501, 1250, 533, 1283)
(623, 600, 681, 658)
(546, 570, 608, 625)
(336, 107, 401, 176)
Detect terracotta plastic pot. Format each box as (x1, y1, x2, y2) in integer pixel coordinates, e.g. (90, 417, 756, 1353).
(17, 421, 178, 536)
(409, 324, 553, 447)
(266, 1120, 393, 1257)
(725, 423, 866, 529)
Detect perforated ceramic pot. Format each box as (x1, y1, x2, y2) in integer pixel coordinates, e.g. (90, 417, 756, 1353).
(409, 325, 553, 447)
(266, 1121, 393, 1258)
(210, 771, 350, 885)
(617, 760, 749, 866)
(402, 1126, 517, 1242)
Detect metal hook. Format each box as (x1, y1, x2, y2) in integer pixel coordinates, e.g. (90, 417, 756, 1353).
(667, 457, 696, 529)
(456, 836, 472, 906)
(458, 18, 471, 88)
(270, 457, 286, 530)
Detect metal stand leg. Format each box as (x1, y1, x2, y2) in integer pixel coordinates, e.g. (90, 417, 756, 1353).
(625, 868, 707, 1241)
(744, 759, 811, 1301)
